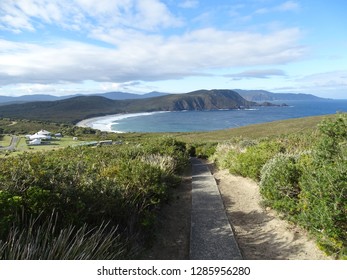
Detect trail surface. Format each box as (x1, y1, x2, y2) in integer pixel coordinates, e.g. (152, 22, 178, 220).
(146, 163, 331, 260)
(213, 168, 331, 260)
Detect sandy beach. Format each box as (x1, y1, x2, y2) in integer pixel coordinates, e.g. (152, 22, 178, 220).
(76, 111, 169, 132)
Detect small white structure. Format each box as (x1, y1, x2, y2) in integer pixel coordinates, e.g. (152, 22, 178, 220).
(28, 134, 51, 140)
(73, 137, 78, 141)
(37, 129, 51, 136)
(29, 139, 42, 145)
(26, 129, 52, 142)
(27, 129, 52, 140)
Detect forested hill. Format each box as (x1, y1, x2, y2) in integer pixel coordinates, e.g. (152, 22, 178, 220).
(234, 89, 326, 101)
(0, 89, 271, 124)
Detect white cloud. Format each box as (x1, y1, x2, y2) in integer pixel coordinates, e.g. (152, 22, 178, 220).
(0, 0, 65, 32)
(134, 0, 183, 30)
(254, 1, 300, 15)
(179, 0, 199, 9)
(297, 71, 347, 89)
(0, 27, 306, 86)
(271, 70, 347, 98)
(0, 0, 182, 32)
(226, 69, 286, 80)
(277, 1, 300, 12)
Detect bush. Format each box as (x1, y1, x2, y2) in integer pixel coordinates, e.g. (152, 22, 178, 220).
(193, 142, 218, 159)
(298, 114, 347, 257)
(207, 114, 347, 258)
(260, 153, 302, 217)
(230, 141, 282, 181)
(0, 139, 189, 258)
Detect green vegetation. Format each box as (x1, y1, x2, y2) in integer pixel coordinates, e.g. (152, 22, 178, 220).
(0, 113, 346, 259)
(0, 90, 261, 124)
(0, 137, 189, 259)
(209, 113, 347, 258)
(0, 135, 11, 147)
(177, 114, 328, 143)
(0, 117, 99, 136)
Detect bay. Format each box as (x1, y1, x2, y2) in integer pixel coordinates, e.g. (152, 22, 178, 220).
(89, 100, 347, 133)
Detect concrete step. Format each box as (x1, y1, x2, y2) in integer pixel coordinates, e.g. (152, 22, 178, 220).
(189, 157, 243, 260)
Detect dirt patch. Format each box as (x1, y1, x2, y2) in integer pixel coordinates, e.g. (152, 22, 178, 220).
(143, 166, 192, 260)
(213, 169, 332, 260)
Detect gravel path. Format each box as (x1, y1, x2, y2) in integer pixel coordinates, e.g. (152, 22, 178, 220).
(145, 163, 332, 260)
(213, 169, 332, 260)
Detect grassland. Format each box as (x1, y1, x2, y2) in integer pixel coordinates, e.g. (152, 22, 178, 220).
(0, 136, 96, 158)
(0, 135, 12, 147)
(0, 114, 332, 154)
(175, 114, 329, 143)
(0, 113, 345, 259)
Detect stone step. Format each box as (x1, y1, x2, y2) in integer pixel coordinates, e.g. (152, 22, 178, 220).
(189, 157, 243, 260)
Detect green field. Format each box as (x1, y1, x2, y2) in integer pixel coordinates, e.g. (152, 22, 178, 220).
(0, 114, 333, 154)
(175, 114, 329, 143)
(0, 113, 346, 259)
(0, 135, 12, 147)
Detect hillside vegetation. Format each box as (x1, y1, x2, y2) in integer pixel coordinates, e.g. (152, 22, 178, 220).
(0, 114, 345, 259)
(0, 90, 269, 124)
(0, 137, 189, 259)
(207, 113, 347, 258)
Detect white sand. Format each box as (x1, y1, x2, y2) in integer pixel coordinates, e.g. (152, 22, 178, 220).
(76, 111, 169, 132)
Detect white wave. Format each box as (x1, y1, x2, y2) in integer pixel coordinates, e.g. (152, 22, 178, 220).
(76, 111, 169, 133)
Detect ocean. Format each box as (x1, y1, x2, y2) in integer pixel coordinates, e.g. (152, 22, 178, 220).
(82, 100, 347, 133)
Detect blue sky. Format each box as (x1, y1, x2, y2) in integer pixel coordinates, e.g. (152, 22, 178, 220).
(0, 0, 346, 98)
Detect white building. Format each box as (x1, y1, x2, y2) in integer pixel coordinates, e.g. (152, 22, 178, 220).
(26, 129, 52, 143)
(37, 129, 51, 136)
(27, 129, 52, 141)
(29, 139, 42, 145)
(28, 134, 51, 140)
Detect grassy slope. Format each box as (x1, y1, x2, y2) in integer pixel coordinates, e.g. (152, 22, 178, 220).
(1, 114, 333, 151)
(174, 115, 330, 143)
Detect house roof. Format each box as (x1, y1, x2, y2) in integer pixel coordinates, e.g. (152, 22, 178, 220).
(29, 134, 51, 140)
(37, 129, 51, 135)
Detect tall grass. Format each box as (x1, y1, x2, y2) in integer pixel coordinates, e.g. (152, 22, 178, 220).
(0, 212, 129, 260)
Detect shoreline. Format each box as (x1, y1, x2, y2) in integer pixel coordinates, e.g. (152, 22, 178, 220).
(76, 111, 170, 133)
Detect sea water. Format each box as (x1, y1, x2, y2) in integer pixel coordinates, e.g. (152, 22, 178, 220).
(89, 100, 347, 133)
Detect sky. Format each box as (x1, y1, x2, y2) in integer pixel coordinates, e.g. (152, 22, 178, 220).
(0, 0, 346, 99)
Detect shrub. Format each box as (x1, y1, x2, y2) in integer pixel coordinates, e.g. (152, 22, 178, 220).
(211, 141, 242, 170)
(260, 153, 302, 217)
(194, 142, 218, 159)
(230, 141, 282, 181)
(0, 138, 189, 258)
(298, 114, 347, 257)
(299, 161, 347, 257)
(141, 137, 189, 173)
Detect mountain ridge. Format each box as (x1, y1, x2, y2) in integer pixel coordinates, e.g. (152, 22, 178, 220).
(0, 91, 169, 105)
(233, 89, 326, 101)
(0, 89, 272, 124)
(0, 89, 327, 105)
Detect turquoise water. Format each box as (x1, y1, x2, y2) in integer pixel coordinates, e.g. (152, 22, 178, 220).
(107, 100, 347, 133)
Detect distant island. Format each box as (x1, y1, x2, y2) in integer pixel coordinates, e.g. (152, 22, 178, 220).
(0, 89, 321, 124)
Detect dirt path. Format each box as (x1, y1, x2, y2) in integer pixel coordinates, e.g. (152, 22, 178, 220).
(145, 163, 331, 260)
(144, 166, 192, 260)
(213, 168, 332, 260)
